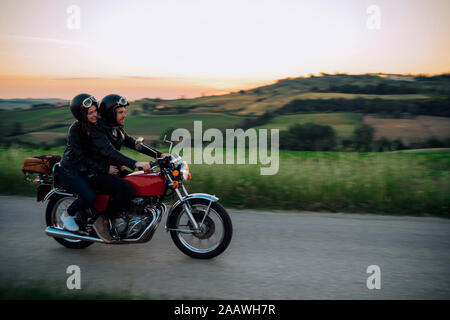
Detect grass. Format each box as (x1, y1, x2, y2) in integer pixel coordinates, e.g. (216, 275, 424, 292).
(1, 146, 448, 217)
(254, 112, 362, 137)
(186, 151, 449, 216)
(123, 113, 245, 139)
(2, 109, 246, 144)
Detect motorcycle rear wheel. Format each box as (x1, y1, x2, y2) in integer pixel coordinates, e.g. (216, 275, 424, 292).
(45, 195, 94, 249)
(168, 198, 232, 259)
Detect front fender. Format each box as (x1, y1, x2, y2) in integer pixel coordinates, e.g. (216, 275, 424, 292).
(165, 193, 219, 229)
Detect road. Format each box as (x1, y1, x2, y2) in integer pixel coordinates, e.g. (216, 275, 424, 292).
(1, 195, 449, 299)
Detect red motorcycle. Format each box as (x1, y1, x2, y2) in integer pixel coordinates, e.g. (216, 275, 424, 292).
(24, 138, 232, 259)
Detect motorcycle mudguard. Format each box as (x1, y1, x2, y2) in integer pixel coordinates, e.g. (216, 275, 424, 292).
(165, 193, 219, 229)
(37, 185, 52, 202)
(42, 188, 75, 202)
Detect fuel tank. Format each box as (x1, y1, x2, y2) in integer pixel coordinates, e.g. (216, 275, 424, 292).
(123, 171, 166, 196)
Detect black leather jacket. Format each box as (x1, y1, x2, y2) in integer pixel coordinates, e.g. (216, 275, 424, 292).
(86, 119, 162, 174)
(60, 121, 109, 174)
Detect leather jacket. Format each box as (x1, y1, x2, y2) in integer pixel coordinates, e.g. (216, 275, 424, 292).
(60, 121, 109, 174)
(86, 119, 162, 174)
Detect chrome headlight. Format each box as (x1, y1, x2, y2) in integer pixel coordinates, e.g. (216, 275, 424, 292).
(170, 153, 183, 167)
(180, 161, 191, 180)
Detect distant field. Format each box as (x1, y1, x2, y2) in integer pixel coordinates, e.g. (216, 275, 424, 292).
(1, 72, 447, 147)
(254, 112, 362, 137)
(123, 113, 245, 140)
(2, 110, 246, 144)
(364, 115, 450, 144)
(162, 92, 430, 115)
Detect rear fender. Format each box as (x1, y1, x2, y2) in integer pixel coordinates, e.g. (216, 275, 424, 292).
(42, 188, 75, 202)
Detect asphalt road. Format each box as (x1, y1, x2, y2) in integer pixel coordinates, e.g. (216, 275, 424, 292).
(1, 195, 449, 299)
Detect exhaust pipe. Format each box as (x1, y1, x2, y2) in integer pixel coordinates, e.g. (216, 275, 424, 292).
(45, 227, 105, 243)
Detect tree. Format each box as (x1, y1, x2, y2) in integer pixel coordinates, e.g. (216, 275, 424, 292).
(280, 122, 337, 151)
(353, 124, 374, 151)
(373, 137, 392, 152)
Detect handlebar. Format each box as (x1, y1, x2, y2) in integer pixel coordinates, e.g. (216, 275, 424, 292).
(137, 161, 159, 171)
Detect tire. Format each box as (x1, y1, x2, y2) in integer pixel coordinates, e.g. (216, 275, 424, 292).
(45, 195, 94, 249)
(168, 198, 232, 259)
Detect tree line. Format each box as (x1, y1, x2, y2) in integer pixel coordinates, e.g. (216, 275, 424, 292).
(279, 122, 450, 152)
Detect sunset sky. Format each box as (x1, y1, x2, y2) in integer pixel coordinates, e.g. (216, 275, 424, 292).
(0, 0, 449, 100)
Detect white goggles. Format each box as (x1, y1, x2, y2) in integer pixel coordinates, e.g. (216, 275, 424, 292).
(117, 97, 128, 106)
(82, 96, 98, 108)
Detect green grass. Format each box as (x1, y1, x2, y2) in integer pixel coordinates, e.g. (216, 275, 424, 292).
(254, 112, 362, 137)
(1, 109, 246, 143)
(1, 146, 448, 216)
(186, 151, 449, 216)
(123, 113, 244, 139)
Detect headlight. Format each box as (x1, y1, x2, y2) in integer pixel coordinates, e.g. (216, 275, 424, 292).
(180, 161, 191, 180)
(170, 153, 183, 167)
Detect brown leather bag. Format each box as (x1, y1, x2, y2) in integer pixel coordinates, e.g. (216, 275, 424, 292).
(22, 154, 61, 175)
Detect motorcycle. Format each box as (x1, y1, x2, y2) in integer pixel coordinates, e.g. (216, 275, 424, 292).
(24, 137, 233, 259)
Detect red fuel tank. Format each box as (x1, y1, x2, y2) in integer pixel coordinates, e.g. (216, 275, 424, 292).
(123, 171, 166, 196)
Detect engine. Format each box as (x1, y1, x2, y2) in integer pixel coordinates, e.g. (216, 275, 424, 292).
(113, 197, 162, 239)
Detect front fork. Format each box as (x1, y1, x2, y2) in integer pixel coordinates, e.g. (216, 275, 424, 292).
(174, 186, 200, 230)
(168, 175, 212, 232)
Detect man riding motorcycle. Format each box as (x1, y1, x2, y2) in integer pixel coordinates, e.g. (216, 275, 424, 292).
(87, 94, 166, 242)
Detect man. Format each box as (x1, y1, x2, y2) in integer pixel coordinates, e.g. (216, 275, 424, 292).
(87, 94, 164, 242)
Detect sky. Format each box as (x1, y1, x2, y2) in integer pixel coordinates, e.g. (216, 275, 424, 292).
(0, 0, 449, 100)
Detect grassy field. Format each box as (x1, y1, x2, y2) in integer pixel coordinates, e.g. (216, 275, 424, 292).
(2, 110, 247, 145)
(135, 92, 430, 116)
(1, 146, 448, 217)
(364, 115, 450, 144)
(254, 112, 362, 137)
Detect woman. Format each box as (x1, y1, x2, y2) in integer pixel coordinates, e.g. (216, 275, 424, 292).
(59, 93, 118, 231)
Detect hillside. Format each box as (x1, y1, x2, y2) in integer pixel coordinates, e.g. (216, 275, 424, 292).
(1, 73, 449, 147)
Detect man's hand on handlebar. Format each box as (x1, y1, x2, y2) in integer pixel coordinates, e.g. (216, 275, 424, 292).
(135, 161, 151, 171)
(108, 165, 119, 175)
(157, 153, 172, 160)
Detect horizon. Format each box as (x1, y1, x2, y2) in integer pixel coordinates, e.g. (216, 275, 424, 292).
(1, 71, 448, 101)
(1, 0, 449, 100)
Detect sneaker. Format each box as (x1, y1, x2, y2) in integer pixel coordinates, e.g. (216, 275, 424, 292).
(61, 211, 79, 232)
(93, 216, 114, 243)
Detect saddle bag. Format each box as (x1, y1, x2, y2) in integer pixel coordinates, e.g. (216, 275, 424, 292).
(22, 154, 62, 175)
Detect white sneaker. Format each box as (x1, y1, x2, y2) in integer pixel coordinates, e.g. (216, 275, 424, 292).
(61, 212, 79, 232)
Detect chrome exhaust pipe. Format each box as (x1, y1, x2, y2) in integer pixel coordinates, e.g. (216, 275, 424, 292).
(45, 227, 105, 243)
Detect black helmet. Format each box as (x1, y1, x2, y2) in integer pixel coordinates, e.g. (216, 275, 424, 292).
(99, 94, 129, 125)
(70, 93, 98, 121)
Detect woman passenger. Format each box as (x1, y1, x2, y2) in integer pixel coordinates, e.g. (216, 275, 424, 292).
(58, 94, 118, 231)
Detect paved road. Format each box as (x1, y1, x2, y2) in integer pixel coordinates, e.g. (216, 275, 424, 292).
(1, 195, 449, 299)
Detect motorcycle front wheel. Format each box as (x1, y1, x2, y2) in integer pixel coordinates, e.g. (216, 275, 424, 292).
(168, 198, 232, 259)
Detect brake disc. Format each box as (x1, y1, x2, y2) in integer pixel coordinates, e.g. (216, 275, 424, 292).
(187, 212, 216, 240)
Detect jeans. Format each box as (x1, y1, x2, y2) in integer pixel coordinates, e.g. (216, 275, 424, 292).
(58, 167, 96, 216)
(90, 174, 135, 219)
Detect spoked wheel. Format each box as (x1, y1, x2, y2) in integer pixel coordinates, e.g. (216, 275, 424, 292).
(45, 195, 94, 249)
(168, 198, 232, 259)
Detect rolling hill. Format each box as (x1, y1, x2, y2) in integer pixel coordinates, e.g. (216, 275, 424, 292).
(1, 73, 449, 147)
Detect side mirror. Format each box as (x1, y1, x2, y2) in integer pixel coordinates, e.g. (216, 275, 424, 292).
(163, 135, 174, 154)
(135, 137, 144, 150)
